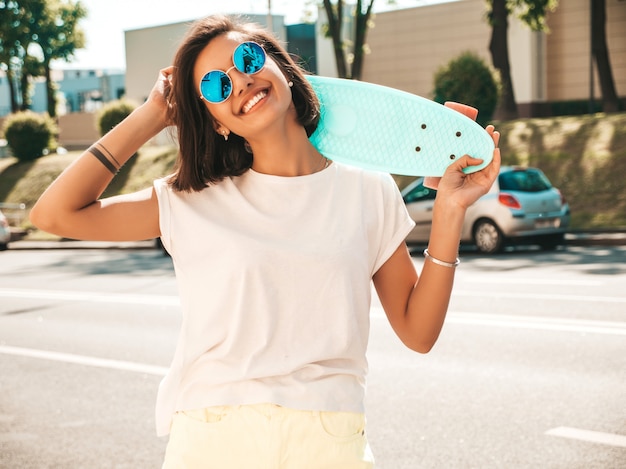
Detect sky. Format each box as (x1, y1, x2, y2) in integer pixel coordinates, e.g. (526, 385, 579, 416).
(51, 0, 438, 70)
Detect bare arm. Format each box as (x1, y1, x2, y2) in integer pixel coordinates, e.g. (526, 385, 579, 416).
(30, 67, 174, 241)
(373, 125, 501, 353)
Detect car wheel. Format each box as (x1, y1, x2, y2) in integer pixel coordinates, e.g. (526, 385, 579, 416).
(473, 220, 503, 254)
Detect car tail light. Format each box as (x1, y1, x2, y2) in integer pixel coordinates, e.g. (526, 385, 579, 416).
(556, 189, 567, 206)
(0, 218, 8, 228)
(498, 193, 522, 209)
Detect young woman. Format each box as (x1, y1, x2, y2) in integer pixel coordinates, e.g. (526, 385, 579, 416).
(31, 15, 500, 469)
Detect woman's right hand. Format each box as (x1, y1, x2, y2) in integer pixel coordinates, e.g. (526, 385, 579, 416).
(144, 66, 176, 131)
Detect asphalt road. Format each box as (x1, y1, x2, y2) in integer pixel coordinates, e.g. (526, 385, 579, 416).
(1, 246, 625, 468)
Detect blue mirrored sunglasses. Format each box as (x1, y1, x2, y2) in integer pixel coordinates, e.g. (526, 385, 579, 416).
(199, 42, 266, 103)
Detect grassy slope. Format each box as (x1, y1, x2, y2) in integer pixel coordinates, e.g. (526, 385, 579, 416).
(497, 112, 626, 229)
(1, 112, 625, 237)
(395, 112, 626, 230)
(0, 145, 178, 239)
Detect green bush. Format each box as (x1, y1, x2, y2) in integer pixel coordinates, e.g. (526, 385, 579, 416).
(433, 51, 500, 126)
(96, 99, 137, 136)
(2, 111, 57, 161)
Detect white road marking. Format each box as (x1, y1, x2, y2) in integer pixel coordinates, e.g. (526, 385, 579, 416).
(446, 311, 626, 336)
(454, 290, 626, 303)
(371, 307, 626, 336)
(458, 277, 604, 286)
(546, 426, 626, 448)
(2, 287, 625, 306)
(2, 288, 625, 335)
(0, 345, 168, 376)
(0, 288, 180, 306)
(1, 312, 624, 376)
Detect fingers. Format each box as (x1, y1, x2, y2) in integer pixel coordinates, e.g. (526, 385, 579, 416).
(160, 65, 175, 77)
(426, 155, 483, 189)
(450, 155, 484, 173)
(485, 124, 500, 147)
(438, 103, 499, 181)
(424, 176, 440, 190)
(444, 101, 478, 121)
(491, 146, 502, 170)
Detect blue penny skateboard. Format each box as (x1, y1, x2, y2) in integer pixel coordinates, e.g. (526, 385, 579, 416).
(306, 76, 495, 176)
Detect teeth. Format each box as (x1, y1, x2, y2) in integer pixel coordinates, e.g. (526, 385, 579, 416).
(242, 90, 267, 114)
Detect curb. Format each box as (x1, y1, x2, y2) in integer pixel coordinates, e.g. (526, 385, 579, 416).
(6, 239, 157, 250)
(5, 233, 626, 250)
(565, 230, 626, 247)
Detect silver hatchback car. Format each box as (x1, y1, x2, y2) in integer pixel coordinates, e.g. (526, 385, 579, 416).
(401, 166, 571, 253)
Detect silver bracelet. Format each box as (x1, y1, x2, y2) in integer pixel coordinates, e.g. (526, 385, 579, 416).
(423, 248, 460, 268)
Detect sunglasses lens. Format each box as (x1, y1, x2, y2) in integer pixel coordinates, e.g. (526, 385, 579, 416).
(233, 42, 266, 75)
(200, 43, 265, 103)
(200, 70, 232, 103)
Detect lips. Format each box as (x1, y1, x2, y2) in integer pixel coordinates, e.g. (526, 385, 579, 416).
(241, 89, 268, 114)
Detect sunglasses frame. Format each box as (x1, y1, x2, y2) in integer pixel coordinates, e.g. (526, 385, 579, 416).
(199, 41, 266, 104)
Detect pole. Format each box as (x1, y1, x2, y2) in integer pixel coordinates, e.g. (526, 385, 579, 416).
(589, 0, 595, 114)
(267, 0, 273, 32)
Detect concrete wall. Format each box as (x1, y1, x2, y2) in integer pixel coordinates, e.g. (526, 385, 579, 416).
(57, 112, 100, 150)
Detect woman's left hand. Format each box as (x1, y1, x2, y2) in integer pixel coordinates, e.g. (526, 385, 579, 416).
(434, 125, 501, 210)
(424, 100, 501, 211)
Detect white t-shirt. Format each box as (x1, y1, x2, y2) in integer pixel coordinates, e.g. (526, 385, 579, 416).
(153, 162, 415, 436)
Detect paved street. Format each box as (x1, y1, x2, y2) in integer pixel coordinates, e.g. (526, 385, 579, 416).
(1, 246, 625, 468)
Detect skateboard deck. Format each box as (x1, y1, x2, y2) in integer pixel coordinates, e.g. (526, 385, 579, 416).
(306, 76, 494, 176)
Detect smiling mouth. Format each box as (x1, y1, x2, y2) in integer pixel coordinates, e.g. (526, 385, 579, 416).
(241, 90, 268, 114)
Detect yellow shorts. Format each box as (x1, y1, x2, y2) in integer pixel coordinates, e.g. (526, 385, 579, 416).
(162, 403, 375, 469)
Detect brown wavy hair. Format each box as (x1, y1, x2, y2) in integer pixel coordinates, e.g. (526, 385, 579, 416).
(166, 15, 320, 192)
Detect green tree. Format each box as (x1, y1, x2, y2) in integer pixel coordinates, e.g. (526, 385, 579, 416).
(0, 0, 47, 112)
(321, 0, 375, 79)
(591, 0, 619, 113)
(0, 0, 86, 117)
(29, 0, 86, 117)
(485, 0, 557, 120)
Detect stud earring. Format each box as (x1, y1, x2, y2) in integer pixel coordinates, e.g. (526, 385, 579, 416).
(288, 81, 293, 88)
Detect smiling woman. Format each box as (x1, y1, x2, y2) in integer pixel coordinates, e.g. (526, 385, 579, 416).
(31, 13, 500, 469)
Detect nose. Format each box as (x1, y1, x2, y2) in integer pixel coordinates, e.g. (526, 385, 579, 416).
(229, 68, 254, 97)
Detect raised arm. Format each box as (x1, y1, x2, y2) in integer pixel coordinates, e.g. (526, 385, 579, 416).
(373, 124, 501, 353)
(30, 67, 175, 242)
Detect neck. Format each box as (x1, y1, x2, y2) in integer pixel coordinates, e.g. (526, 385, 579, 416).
(247, 127, 328, 177)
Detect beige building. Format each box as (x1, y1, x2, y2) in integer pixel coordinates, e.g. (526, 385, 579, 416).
(123, 0, 625, 118)
(358, 0, 625, 117)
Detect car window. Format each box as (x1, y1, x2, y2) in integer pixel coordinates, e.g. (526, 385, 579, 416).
(403, 182, 437, 203)
(498, 169, 552, 192)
